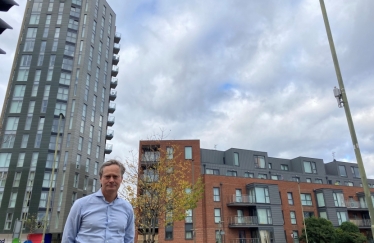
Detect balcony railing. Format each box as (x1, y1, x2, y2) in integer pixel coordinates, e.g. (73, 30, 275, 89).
(108, 103, 116, 113)
(113, 43, 120, 54)
(346, 200, 367, 209)
(111, 66, 119, 77)
(106, 130, 114, 140)
(114, 32, 121, 43)
(107, 116, 115, 126)
(112, 54, 119, 65)
(109, 90, 117, 101)
(230, 238, 262, 243)
(349, 219, 371, 227)
(105, 144, 113, 154)
(228, 216, 258, 226)
(141, 152, 160, 162)
(227, 195, 256, 205)
(110, 77, 118, 88)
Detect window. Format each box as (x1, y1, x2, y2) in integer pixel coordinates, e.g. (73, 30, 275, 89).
(206, 168, 219, 175)
(55, 102, 67, 116)
(17, 153, 25, 167)
(301, 193, 312, 206)
(306, 178, 312, 183)
(257, 174, 267, 179)
(0, 153, 11, 168)
(253, 187, 270, 203)
(337, 211, 347, 225)
(62, 58, 73, 70)
(78, 137, 83, 151)
(271, 175, 280, 180)
(316, 192, 325, 207)
(258, 208, 272, 224)
(290, 211, 296, 224)
(233, 152, 239, 166)
(72, 192, 77, 205)
(29, 14, 40, 24)
(244, 172, 254, 178)
(94, 162, 98, 175)
(27, 28, 37, 38)
(166, 147, 173, 160)
(185, 209, 192, 223)
(268, 163, 272, 169)
(315, 179, 323, 184)
(43, 172, 56, 188)
(213, 187, 220, 201)
(214, 209, 221, 223)
(304, 211, 314, 218)
(345, 181, 353, 187)
(215, 231, 222, 243)
(84, 176, 88, 190)
(92, 179, 97, 192)
(184, 146, 192, 160)
(319, 211, 328, 219)
(9, 192, 17, 207)
(85, 159, 90, 173)
(226, 170, 237, 177)
(4, 213, 13, 230)
(76, 154, 81, 169)
(292, 177, 300, 182)
(303, 161, 317, 174)
(21, 135, 29, 148)
(57, 87, 69, 100)
(339, 165, 347, 176)
(287, 192, 294, 205)
(351, 167, 360, 178)
(333, 192, 345, 207)
(254, 155, 265, 168)
(23, 40, 35, 52)
(292, 231, 299, 243)
(235, 189, 242, 202)
(74, 173, 79, 188)
(39, 192, 48, 207)
(13, 172, 21, 187)
(10, 101, 23, 113)
(31, 153, 38, 168)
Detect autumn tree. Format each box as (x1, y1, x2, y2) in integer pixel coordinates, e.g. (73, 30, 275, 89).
(120, 141, 204, 243)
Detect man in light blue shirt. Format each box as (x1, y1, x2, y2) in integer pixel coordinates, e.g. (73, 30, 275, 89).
(62, 159, 135, 243)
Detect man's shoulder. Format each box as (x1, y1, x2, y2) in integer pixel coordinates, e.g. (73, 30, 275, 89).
(74, 192, 99, 205)
(117, 198, 133, 210)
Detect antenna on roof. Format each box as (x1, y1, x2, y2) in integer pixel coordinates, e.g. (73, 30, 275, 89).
(332, 152, 336, 161)
(214, 144, 217, 150)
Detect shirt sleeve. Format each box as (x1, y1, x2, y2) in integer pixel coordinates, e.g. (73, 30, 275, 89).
(124, 203, 135, 243)
(62, 200, 82, 243)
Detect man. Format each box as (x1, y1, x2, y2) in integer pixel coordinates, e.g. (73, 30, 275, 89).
(62, 159, 134, 243)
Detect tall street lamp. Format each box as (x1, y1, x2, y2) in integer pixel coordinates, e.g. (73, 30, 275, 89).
(319, 0, 374, 239)
(41, 113, 64, 243)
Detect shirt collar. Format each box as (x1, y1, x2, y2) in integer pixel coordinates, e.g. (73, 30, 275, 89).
(94, 189, 119, 200)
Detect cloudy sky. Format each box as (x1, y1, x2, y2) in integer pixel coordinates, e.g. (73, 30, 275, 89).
(1, 0, 374, 176)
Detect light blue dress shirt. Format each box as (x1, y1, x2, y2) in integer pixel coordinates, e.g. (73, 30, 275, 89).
(62, 189, 135, 243)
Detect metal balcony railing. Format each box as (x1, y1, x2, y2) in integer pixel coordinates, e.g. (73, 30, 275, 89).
(112, 54, 119, 65)
(349, 219, 371, 227)
(106, 130, 114, 140)
(111, 66, 119, 77)
(109, 90, 117, 101)
(230, 238, 262, 243)
(227, 195, 256, 205)
(105, 144, 113, 154)
(110, 77, 118, 88)
(114, 32, 121, 43)
(228, 216, 258, 226)
(108, 103, 116, 113)
(107, 116, 115, 126)
(141, 152, 160, 162)
(113, 43, 120, 54)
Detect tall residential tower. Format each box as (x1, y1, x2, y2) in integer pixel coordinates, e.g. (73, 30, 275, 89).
(0, 0, 119, 241)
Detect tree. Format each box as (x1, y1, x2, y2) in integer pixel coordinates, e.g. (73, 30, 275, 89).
(120, 141, 204, 243)
(335, 221, 367, 243)
(299, 217, 336, 243)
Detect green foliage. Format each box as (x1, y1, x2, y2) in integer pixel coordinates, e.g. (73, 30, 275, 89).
(299, 217, 336, 243)
(335, 222, 366, 243)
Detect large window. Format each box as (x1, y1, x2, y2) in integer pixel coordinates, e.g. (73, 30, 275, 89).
(206, 168, 219, 175)
(316, 192, 325, 207)
(214, 208, 221, 223)
(338, 165, 347, 177)
(39, 191, 48, 207)
(351, 167, 360, 178)
(226, 170, 237, 177)
(337, 211, 347, 225)
(9, 192, 17, 208)
(290, 211, 296, 224)
(287, 192, 294, 205)
(213, 187, 220, 202)
(166, 147, 173, 159)
(304, 161, 317, 174)
(250, 187, 270, 204)
(333, 192, 345, 207)
(233, 152, 239, 166)
(301, 193, 312, 206)
(257, 208, 272, 224)
(13, 172, 21, 187)
(254, 155, 265, 168)
(185, 146, 192, 159)
(281, 164, 289, 171)
(185, 209, 192, 223)
(0, 153, 11, 167)
(4, 213, 13, 230)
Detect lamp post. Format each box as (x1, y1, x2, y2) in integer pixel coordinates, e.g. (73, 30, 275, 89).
(319, 0, 374, 239)
(41, 113, 64, 243)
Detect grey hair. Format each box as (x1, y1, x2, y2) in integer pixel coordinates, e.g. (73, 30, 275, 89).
(99, 159, 125, 178)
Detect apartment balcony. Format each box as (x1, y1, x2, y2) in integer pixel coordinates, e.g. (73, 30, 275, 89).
(109, 90, 117, 101)
(112, 54, 119, 65)
(114, 32, 121, 43)
(113, 43, 120, 54)
(106, 129, 114, 140)
(105, 144, 113, 154)
(346, 200, 368, 210)
(227, 195, 256, 206)
(230, 239, 261, 243)
(69, 9, 81, 18)
(108, 103, 116, 113)
(349, 219, 371, 228)
(111, 66, 119, 77)
(107, 116, 115, 126)
(141, 152, 160, 163)
(228, 216, 258, 228)
(110, 77, 118, 88)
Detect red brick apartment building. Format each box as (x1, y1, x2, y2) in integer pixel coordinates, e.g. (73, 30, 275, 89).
(138, 139, 374, 243)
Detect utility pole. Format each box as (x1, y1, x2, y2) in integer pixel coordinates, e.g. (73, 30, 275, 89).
(319, 0, 374, 239)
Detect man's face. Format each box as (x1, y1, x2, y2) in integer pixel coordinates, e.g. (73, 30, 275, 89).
(100, 164, 122, 194)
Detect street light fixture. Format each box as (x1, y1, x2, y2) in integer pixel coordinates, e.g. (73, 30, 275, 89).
(41, 113, 64, 243)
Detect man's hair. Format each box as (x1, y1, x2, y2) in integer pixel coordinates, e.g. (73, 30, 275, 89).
(99, 159, 125, 178)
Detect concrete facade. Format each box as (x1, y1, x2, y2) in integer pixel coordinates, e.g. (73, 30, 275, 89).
(139, 140, 374, 243)
(0, 0, 119, 241)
